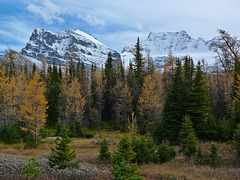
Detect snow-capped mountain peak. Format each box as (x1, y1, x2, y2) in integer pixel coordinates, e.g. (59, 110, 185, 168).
(122, 30, 217, 67)
(21, 28, 120, 68)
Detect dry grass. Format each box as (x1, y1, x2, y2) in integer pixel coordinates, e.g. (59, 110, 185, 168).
(1, 131, 240, 179)
(140, 156, 240, 180)
(0, 130, 126, 157)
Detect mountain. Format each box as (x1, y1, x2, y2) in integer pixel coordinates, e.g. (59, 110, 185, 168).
(121, 31, 218, 67)
(21, 28, 121, 68)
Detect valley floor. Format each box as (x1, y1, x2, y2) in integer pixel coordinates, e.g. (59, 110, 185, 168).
(0, 131, 240, 180)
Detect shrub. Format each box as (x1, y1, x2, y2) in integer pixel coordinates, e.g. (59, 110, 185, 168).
(112, 159, 143, 180)
(24, 134, 38, 149)
(22, 158, 41, 179)
(195, 143, 219, 166)
(154, 141, 176, 163)
(0, 123, 21, 144)
(39, 127, 48, 138)
(69, 121, 84, 137)
(84, 132, 94, 138)
(98, 138, 111, 161)
(48, 125, 80, 169)
(132, 136, 155, 164)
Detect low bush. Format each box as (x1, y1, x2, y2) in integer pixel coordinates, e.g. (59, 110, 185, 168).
(154, 141, 176, 163)
(112, 159, 143, 180)
(195, 142, 219, 167)
(84, 132, 94, 138)
(22, 158, 41, 179)
(0, 123, 22, 144)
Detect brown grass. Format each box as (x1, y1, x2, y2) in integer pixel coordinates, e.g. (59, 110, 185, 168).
(0, 130, 126, 157)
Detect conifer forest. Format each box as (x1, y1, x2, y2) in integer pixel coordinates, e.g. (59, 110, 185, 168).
(1, 30, 240, 179)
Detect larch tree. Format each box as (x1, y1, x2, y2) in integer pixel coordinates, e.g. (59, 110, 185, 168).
(66, 78, 86, 133)
(20, 72, 48, 147)
(14, 71, 27, 122)
(119, 83, 132, 132)
(162, 51, 176, 96)
(91, 69, 105, 131)
(138, 72, 163, 131)
(0, 67, 11, 124)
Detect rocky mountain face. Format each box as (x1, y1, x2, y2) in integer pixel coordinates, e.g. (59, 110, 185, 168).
(21, 28, 121, 68)
(122, 31, 219, 67)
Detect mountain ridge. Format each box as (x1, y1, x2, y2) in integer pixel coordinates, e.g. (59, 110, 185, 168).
(20, 28, 121, 68)
(121, 30, 219, 67)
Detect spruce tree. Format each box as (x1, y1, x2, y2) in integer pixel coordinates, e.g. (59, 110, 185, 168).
(98, 138, 111, 161)
(179, 115, 197, 157)
(103, 52, 116, 122)
(48, 125, 80, 169)
(160, 59, 186, 143)
(112, 136, 136, 165)
(188, 61, 211, 139)
(46, 63, 61, 127)
(133, 37, 145, 88)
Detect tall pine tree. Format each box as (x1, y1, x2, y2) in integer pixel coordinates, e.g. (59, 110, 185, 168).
(103, 52, 116, 123)
(188, 61, 211, 139)
(159, 59, 186, 143)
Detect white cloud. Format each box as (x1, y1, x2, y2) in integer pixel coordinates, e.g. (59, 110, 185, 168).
(134, 21, 143, 30)
(27, 0, 64, 24)
(80, 14, 105, 26)
(0, 18, 33, 44)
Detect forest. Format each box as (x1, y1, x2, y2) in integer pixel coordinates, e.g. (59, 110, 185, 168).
(1, 29, 240, 179)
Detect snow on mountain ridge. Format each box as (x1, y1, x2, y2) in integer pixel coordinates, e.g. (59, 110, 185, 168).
(21, 28, 120, 68)
(122, 30, 218, 67)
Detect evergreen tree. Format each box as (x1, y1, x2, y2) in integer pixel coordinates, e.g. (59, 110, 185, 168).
(188, 61, 211, 139)
(112, 136, 136, 165)
(179, 115, 197, 157)
(32, 63, 37, 76)
(112, 159, 143, 180)
(98, 138, 111, 161)
(48, 125, 80, 169)
(160, 59, 186, 143)
(103, 52, 116, 122)
(46, 63, 61, 126)
(133, 37, 145, 88)
(183, 56, 194, 111)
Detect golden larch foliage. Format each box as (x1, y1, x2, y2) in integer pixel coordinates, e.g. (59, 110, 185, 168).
(20, 72, 48, 145)
(66, 78, 86, 123)
(139, 72, 163, 125)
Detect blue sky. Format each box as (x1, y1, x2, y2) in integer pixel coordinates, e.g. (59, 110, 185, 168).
(1, 0, 240, 52)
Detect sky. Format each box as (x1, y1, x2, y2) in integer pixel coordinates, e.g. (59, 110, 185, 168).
(1, 0, 240, 53)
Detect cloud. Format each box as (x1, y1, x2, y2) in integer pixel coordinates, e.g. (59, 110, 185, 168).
(0, 18, 33, 44)
(134, 21, 143, 30)
(80, 14, 105, 26)
(27, 0, 64, 24)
